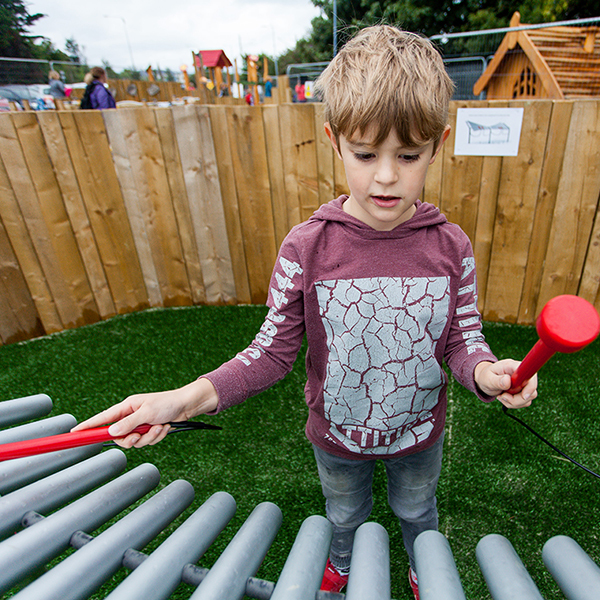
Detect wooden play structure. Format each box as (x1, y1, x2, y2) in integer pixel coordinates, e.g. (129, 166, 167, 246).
(194, 50, 232, 96)
(474, 12, 600, 99)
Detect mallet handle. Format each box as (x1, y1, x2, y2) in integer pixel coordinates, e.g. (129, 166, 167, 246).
(508, 339, 554, 394)
(0, 424, 152, 462)
(508, 294, 600, 395)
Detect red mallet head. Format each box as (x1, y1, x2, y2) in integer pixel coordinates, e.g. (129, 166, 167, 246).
(509, 295, 600, 394)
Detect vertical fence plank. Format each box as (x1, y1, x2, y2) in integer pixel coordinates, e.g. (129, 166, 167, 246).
(37, 111, 116, 320)
(580, 203, 600, 311)
(262, 105, 290, 248)
(517, 101, 573, 323)
(279, 103, 320, 227)
(483, 101, 552, 323)
(0, 114, 77, 333)
(209, 105, 251, 304)
(154, 107, 206, 305)
(313, 103, 335, 208)
(0, 211, 43, 344)
(107, 108, 193, 308)
(62, 111, 149, 314)
(172, 104, 236, 304)
(13, 111, 101, 328)
(537, 100, 600, 313)
(104, 109, 162, 307)
(226, 105, 278, 304)
(473, 155, 503, 314)
(440, 102, 485, 244)
(0, 130, 61, 335)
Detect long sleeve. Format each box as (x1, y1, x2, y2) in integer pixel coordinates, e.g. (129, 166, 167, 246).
(203, 240, 307, 411)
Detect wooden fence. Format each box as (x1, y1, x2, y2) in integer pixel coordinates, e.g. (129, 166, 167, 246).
(0, 99, 598, 345)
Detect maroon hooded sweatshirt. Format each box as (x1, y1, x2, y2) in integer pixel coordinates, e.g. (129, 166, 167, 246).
(204, 196, 497, 460)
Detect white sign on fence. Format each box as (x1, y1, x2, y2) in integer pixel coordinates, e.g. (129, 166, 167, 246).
(454, 107, 524, 156)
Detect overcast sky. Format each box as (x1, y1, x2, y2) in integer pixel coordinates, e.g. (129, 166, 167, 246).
(28, 0, 322, 75)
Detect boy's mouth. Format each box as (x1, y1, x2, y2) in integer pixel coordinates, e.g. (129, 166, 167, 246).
(371, 195, 401, 208)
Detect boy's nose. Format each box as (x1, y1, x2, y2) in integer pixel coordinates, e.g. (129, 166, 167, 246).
(374, 159, 399, 185)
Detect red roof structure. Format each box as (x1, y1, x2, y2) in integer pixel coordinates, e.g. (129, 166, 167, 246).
(196, 50, 232, 69)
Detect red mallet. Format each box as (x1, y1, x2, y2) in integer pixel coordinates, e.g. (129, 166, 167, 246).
(509, 294, 600, 395)
(0, 420, 221, 462)
(0, 424, 152, 462)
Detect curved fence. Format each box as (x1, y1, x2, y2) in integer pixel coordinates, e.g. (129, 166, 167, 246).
(0, 99, 599, 345)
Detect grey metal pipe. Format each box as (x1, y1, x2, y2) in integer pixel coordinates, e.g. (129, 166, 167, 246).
(476, 534, 544, 600)
(10, 479, 195, 600)
(105, 491, 237, 600)
(0, 462, 160, 595)
(189, 501, 283, 600)
(0, 413, 76, 444)
(414, 530, 466, 600)
(0, 444, 102, 496)
(270, 515, 332, 600)
(542, 535, 600, 600)
(0, 448, 127, 539)
(345, 522, 391, 600)
(0, 394, 53, 427)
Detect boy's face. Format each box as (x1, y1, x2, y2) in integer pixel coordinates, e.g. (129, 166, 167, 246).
(325, 123, 450, 231)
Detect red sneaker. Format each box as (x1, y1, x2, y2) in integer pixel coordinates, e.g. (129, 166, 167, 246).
(409, 568, 420, 600)
(321, 559, 349, 593)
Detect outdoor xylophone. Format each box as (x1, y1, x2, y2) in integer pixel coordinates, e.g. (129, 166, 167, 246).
(1, 393, 600, 600)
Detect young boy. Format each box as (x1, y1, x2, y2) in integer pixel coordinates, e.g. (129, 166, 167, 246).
(75, 25, 537, 599)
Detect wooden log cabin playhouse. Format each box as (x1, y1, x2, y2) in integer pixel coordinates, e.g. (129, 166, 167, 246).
(474, 12, 600, 99)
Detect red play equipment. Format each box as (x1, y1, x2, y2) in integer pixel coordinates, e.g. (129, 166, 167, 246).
(0, 421, 221, 462)
(508, 294, 600, 394)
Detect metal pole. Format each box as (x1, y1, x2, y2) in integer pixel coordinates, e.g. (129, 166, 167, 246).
(11, 480, 195, 600)
(105, 491, 237, 600)
(476, 534, 544, 600)
(0, 448, 126, 540)
(190, 501, 283, 600)
(0, 445, 102, 496)
(0, 463, 160, 595)
(0, 394, 52, 427)
(333, 0, 338, 56)
(270, 515, 332, 600)
(345, 522, 391, 600)
(543, 535, 600, 600)
(0, 413, 76, 445)
(104, 15, 136, 70)
(414, 530, 466, 600)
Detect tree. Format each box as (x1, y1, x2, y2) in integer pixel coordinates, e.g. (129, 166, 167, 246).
(0, 0, 44, 58)
(277, 0, 597, 68)
(65, 38, 86, 64)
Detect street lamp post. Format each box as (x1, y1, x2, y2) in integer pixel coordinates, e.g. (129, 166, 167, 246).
(104, 15, 136, 71)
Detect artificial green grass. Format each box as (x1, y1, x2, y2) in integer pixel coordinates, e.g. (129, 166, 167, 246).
(0, 305, 599, 599)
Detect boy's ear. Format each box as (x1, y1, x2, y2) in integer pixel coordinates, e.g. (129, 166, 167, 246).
(429, 125, 451, 165)
(324, 122, 342, 159)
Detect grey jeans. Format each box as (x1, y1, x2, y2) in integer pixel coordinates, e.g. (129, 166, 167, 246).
(313, 433, 444, 572)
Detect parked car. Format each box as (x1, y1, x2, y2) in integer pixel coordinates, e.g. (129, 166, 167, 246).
(0, 85, 51, 110)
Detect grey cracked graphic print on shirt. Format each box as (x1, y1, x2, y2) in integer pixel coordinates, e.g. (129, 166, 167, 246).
(316, 276, 449, 455)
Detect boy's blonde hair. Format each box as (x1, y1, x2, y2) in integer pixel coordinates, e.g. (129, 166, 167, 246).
(315, 25, 454, 149)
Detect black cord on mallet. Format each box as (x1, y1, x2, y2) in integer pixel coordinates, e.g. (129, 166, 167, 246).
(502, 405, 600, 480)
(496, 295, 600, 480)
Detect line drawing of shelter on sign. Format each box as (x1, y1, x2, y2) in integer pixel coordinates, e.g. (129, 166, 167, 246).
(466, 121, 511, 144)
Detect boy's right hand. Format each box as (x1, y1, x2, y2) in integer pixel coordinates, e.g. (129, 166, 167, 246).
(71, 378, 219, 449)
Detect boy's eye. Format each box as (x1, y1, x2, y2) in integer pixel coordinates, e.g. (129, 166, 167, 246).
(400, 154, 421, 162)
(354, 152, 375, 161)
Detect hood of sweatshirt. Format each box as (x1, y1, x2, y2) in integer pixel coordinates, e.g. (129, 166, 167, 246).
(308, 195, 447, 239)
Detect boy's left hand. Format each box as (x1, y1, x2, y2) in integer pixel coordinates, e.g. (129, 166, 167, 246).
(474, 360, 538, 408)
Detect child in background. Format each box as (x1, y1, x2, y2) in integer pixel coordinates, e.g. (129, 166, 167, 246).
(74, 25, 537, 599)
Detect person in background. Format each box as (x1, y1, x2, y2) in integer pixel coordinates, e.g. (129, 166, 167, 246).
(88, 66, 116, 110)
(264, 76, 272, 98)
(48, 70, 66, 99)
